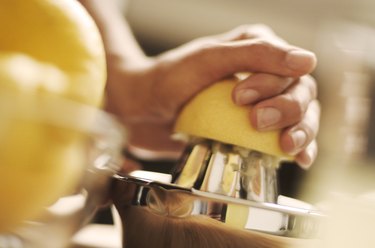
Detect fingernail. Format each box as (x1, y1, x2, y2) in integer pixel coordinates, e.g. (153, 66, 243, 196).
(257, 107, 281, 129)
(290, 130, 307, 150)
(235, 89, 259, 105)
(286, 50, 316, 71)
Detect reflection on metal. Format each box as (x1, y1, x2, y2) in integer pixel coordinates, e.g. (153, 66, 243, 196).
(146, 188, 194, 218)
(172, 139, 279, 204)
(113, 139, 324, 239)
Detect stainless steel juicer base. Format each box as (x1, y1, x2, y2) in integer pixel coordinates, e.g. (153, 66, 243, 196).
(113, 171, 324, 239)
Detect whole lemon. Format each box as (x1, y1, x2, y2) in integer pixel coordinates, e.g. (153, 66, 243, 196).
(0, 0, 106, 231)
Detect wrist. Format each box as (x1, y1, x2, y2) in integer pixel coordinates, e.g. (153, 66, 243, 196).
(104, 54, 157, 122)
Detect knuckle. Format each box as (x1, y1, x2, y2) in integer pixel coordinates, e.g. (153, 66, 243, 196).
(249, 38, 274, 53)
(228, 24, 275, 41)
(302, 75, 318, 99)
(283, 94, 305, 121)
(234, 24, 253, 39)
(294, 103, 305, 121)
(301, 124, 315, 142)
(249, 23, 274, 35)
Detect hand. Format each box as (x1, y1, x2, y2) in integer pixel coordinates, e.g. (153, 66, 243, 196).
(233, 73, 319, 168)
(105, 24, 319, 168)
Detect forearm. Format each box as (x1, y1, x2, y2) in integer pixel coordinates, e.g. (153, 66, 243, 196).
(77, 0, 147, 67)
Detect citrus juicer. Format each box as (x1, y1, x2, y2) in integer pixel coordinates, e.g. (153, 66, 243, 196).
(113, 76, 323, 238)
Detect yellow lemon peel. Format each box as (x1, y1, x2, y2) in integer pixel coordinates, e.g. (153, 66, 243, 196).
(174, 79, 293, 159)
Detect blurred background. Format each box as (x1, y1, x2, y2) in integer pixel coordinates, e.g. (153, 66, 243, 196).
(121, 0, 375, 202)
(123, 0, 375, 53)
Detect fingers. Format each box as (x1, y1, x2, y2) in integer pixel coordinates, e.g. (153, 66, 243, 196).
(249, 75, 318, 130)
(280, 98, 320, 151)
(232, 73, 295, 105)
(165, 39, 317, 110)
(239, 75, 319, 168)
(215, 24, 287, 46)
(194, 23, 316, 78)
(280, 100, 320, 168)
(150, 24, 316, 123)
(193, 40, 317, 81)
